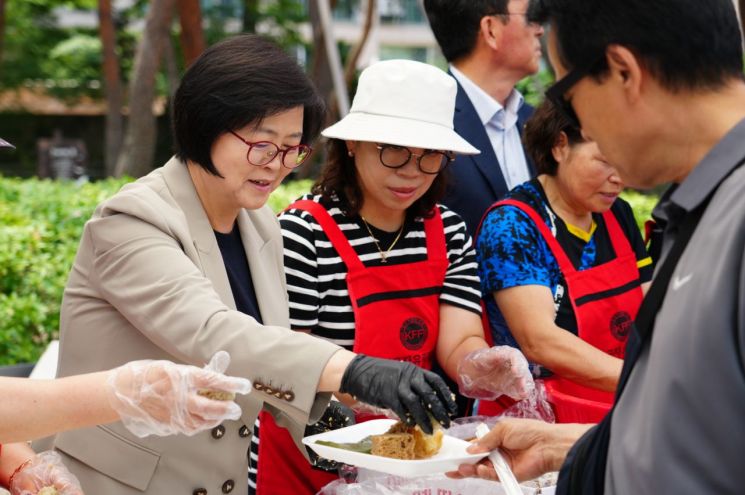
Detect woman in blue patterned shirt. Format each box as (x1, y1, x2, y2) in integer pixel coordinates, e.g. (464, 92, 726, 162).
(475, 100, 653, 415)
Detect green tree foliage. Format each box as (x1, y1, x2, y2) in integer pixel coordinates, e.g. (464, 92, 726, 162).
(200, 0, 306, 49)
(252, 0, 306, 49)
(42, 34, 103, 91)
(2, 1, 88, 89)
(516, 67, 553, 107)
(1, 0, 309, 98)
(266, 178, 312, 212)
(0, 176, 312, 365)
(620, 189, 658, 233)
(1, 0, 141, 99)
(0, 175, 128, 364)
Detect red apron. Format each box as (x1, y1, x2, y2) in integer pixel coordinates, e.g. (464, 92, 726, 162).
(257, 200, 448, 494)
(477, 199, 643, 419)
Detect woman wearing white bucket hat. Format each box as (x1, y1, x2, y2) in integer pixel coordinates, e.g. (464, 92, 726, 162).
(255, 60, 536, 494)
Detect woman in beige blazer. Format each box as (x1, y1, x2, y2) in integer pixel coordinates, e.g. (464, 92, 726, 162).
(50, 34, 457, 494)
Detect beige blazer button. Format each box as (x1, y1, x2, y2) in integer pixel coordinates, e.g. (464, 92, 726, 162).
(239, 425, 250, 438)
(283, 391, 295, 402)
(221, 479, 235, 493)
(193, 489, 207, 495)
(211, 425, 226, 439)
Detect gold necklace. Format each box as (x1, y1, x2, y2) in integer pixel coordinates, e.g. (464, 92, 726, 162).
(360, 216, 405, 263)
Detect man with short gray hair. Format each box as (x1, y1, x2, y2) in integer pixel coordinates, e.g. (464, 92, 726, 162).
(453, 0, 745, 493)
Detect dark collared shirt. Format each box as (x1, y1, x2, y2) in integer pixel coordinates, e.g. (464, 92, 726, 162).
(605, 118, 745, 494)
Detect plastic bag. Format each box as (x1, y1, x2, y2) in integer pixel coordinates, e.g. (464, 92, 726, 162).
(320, 467, 557, 495)
(443, 390, 556, 491)
(317, 472, 535, 495)
(451, 383, 554, 435)
(444, 415, 502, 441)
(500, 381, 555, 423)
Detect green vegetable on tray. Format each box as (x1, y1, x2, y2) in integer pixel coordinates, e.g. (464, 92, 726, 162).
(316, 436, 373, 454)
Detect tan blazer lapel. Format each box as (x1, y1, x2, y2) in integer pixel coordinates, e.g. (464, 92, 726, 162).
(161, 158, 236, 310)
(236, 208, 288, 327)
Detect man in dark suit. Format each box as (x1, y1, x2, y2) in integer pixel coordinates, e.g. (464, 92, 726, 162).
(424, 0, 545, 237)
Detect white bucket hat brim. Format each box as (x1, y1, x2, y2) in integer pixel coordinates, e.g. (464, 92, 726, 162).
(322, 112, 479, 155)
(0, 137, 15, 149)
(320, 59, 480, 156)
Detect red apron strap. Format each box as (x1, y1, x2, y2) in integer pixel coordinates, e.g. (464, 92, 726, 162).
(423, 207, 447, 262)
(601, 208, 635, 258)
(288, 200, 364, 272)
(496, 199, 577, 275)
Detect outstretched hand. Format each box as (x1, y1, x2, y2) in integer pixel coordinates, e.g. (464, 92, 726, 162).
(9, 451, 84, 495)
(457, 346, 534, 401)
(447, 418, 591, 482)
(107, 351, 252, 437)
(339, 355, 457, 434)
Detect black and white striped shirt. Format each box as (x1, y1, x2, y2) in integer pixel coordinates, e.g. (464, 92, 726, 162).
(249, 195, 484, 492)
(279, 194, 482, 348)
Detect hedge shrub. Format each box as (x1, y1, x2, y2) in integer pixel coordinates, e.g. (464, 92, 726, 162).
(0, 176, 131, 364)
(0, 175, 655, 365)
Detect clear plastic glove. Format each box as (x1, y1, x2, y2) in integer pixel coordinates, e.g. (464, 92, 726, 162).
(9, 451, 84, 495)
(107, 351, 252, 438)
(305, 401, 356, 472)
(339, 355, 458, 434)
(456, 346, 535, 401)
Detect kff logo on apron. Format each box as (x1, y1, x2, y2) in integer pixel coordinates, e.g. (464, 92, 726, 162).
(400, 317, 428, 350)
(610, 311, 633, 341)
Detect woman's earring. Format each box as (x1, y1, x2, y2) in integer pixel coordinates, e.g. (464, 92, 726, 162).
(348, 151, 354, 157)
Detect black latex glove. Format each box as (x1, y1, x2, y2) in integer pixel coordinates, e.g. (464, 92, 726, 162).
(305, 401, 356, 472)
(339, 354, 458, 434)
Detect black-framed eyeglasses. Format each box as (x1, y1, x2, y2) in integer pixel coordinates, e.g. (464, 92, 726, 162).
(488, 12, 540, 27)
(375, 144, 455, 175)
(229, 130, 312, 169)
(545, 57, 603, 130)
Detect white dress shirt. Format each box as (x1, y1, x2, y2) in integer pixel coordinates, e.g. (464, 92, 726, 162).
(450, 66, 531, 190)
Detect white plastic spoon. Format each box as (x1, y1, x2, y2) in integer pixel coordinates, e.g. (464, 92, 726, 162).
(475, 423, 524, 495)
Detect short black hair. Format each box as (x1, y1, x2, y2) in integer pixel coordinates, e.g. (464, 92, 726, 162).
(172, 34, 326, 175)
(523, 99, 584, 176)
(423, 0, 509, 62)
(530, 0, 745, 91)
(312, 139, 448, 220)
